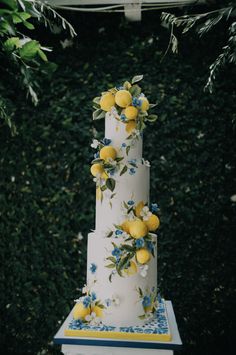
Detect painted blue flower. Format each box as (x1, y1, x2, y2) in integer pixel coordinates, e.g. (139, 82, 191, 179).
(117, 86, 124, 90)
(110, 169, 115, 176)
(115, 229, 123, 236)
(83, 296, 91, 308)
(121, 142, 126, 147)
(132, 97, 142, 107)
(135, 238, 144, 248)
(102, 137, 111, 146)
(89, 263, 97, 274)
(129, 168, 136, 175)
(142, 295, 151, 308)
(147, 241, 154, 252)
(94, 152, 99, 159)
(105, 298, 112, 307)
(112, 247, 121, 259)
(151, 203, 159, 213)
(127, 200, 134, 206)
(91, 291, 97, 301)
(120, 114, 126, 122)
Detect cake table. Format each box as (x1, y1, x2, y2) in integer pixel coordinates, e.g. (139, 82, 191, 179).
(54, 300, 182, 354)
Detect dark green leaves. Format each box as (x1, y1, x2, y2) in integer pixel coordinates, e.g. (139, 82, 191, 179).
(106, 178, 116, 192)
(120, 165, 128, 176)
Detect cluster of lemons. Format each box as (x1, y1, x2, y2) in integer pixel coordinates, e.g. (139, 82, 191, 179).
(90, 145, 118, 180)
(121, 201, 160, 275)
(99, 85, 150, 134)
(73, 299, 103, 322)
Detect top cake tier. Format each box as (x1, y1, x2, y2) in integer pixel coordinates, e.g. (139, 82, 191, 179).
(105, 111, 143, 161)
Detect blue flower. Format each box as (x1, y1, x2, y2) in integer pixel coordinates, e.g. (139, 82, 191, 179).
(151, 203, 159, 213)
(121, 142, 126, 147)
(135, 238, 144, 248)
(102, 137, 111, 146)
(90, 263, 97, 274)
(132, 97, 142, 107)
(147, 241, 154, 252)
(94, 152, 99, 159)
(91, 292, 97, 301)
(120, 114, 126, 122)
(105, 298, 112, 307)
(115, 229, 123, 236)
(129, 168, 136, 175)
(142, 295, 151, 308)
(83, 296, 91, 308)
(112, 247, 121, 259)
(110, 169, 115, 176)
(127, 200, 134, 206)
(117, 86, 124, 90)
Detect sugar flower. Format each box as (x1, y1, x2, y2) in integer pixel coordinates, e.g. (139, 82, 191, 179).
(85, 312, 101, 325)
(139, 264, 149, 278)
(101, 137, 111, 146)
(142, 295, 151, 308)
(151, 203, 159, 213)
(83, 296, 91, 308)
(127, 200, 134, 206)
(91, 139, 100, 149)
(140, 206, 152, 221)
(135, 238, 144, 248)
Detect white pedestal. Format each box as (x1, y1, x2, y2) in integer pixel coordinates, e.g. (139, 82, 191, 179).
(54, 301, 182, 355)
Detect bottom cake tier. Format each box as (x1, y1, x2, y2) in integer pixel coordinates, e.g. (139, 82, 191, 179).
(86, 231, 158, 327)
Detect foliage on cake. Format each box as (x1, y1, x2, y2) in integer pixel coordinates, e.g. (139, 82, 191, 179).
(105, 200, 160, 281)
(72, 284, 106, 326)
(92, 75, 157, 136)
(91, 137, 150, 202)
(137, 286, 158, 321)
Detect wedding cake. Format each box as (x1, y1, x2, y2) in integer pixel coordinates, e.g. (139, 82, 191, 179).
(65, 76, 170, 340)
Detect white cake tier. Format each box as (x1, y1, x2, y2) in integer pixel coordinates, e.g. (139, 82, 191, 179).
(87, 231, 157, 327)
(105, 112, 142, 160)
(96, 163, 150, 232)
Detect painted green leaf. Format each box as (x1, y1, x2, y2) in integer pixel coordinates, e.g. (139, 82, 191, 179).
(106, 178, 115, 192)
(105, 263, 115, 269)
(120, 165, 128, 176)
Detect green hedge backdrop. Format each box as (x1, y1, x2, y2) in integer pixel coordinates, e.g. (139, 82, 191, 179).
(0, 10, 235, 355)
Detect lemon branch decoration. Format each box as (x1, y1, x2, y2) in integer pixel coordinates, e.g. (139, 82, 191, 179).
(92, 75, 158, 145)
(105, 200, 160, 282)
(137, 286, 158, 320)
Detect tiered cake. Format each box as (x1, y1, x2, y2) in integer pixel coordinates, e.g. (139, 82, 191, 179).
(65, 76, 171, 340)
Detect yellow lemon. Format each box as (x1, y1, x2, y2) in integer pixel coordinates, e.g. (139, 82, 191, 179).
(144, 304, 153, 313)
(124, 106, 138, 120)
(115, 90, 132, 108)
(125, 120, 136, 134)
(100, 146, 117, 160)
(101, 171, 109, 180)
(100, 92, 115, 111)
(73, 303, 90, 321)
(91, 305, 103, 318)
(145, 214, 160, 231)
(124, 260, 137, 276)
(136, 248, 151, 264)
(129, 220, 148, 239)
(140, 97, 150, 111)
(90, 163, 104, 177)
(121, 220, 131, 233)
(96, 187, 102, 200)
(135, 201, 145, 218)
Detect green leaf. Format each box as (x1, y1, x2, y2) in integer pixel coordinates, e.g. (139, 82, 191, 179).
(106, 256, 116, 263)
(105, 263, 115, 269)
(12, 12, 31, 24)
(138, 287, 143, 297)
(93, 109, 106, 120)
(131, 75, 143, 84)
(91, 158, 104, 164)
(100, 185, 107, 192)
(138, 314, 146, 320)
(123, 81, 131, 90)
(19, 40, 40, 61)
(120, 165, 128, 176)
(93, 97, 101, 105)
(117, 255, 132, 272)
(129, 84, 142, 97)
(23, 21, 35, 30)
(106, 178, 116, 192)
(120, 244, 135, 252)
(106, 231, 114, 238)
(3, 37, 20, 52)
(149, 103, 157, 109)
(126, 146, 131, 156)
(146, 114, 158, 122)
(116, 157, 124, 162)
(38, 49, 48, 62)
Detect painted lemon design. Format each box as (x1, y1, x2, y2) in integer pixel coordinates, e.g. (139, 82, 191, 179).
(145, 214, 160, 231)
(140, 97, 150, 111)
(136, 248, 151, 264)
(91, 305, 103, 318)
(129, 220, 148, 239)
(96, 187, 102, 200)
(115, 90, 132, 108)
(125, 120, 136, 134)
(100, 146, 117, 160)
(144, 304, 153, 313)
(121, 220, 131, 233)
(124, 260, 137, 276)
(90, 163, 104, 177)
(73, 303, 90, 321)
(124, 106, 138, 120)
(100, 92, 115, 111)
(135, 201, 145, 218)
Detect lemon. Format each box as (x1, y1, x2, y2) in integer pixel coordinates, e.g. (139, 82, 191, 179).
(90, 163, 104, 177)
(91, 305, 103, 318)
(115, 90, 132, 108)
(144, 304, 153, 313)
(129, 220, 148, 239)
(125, 120, 136, 134)
(140, 97, 150, 111)
(136, 248, 151, 264)
(100, 92, 115, 112)
(96, 187, 102, 201)
(135, 201, 145, 218)
(101, 171, 109, 180)
(73, 303, 90, 321)
(124, 106, 138, 120)
(145, 214, 160, 231)
(124, 260, 137, 276)
(121, 220, 131, 233)
(100, 146, 117, 160)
